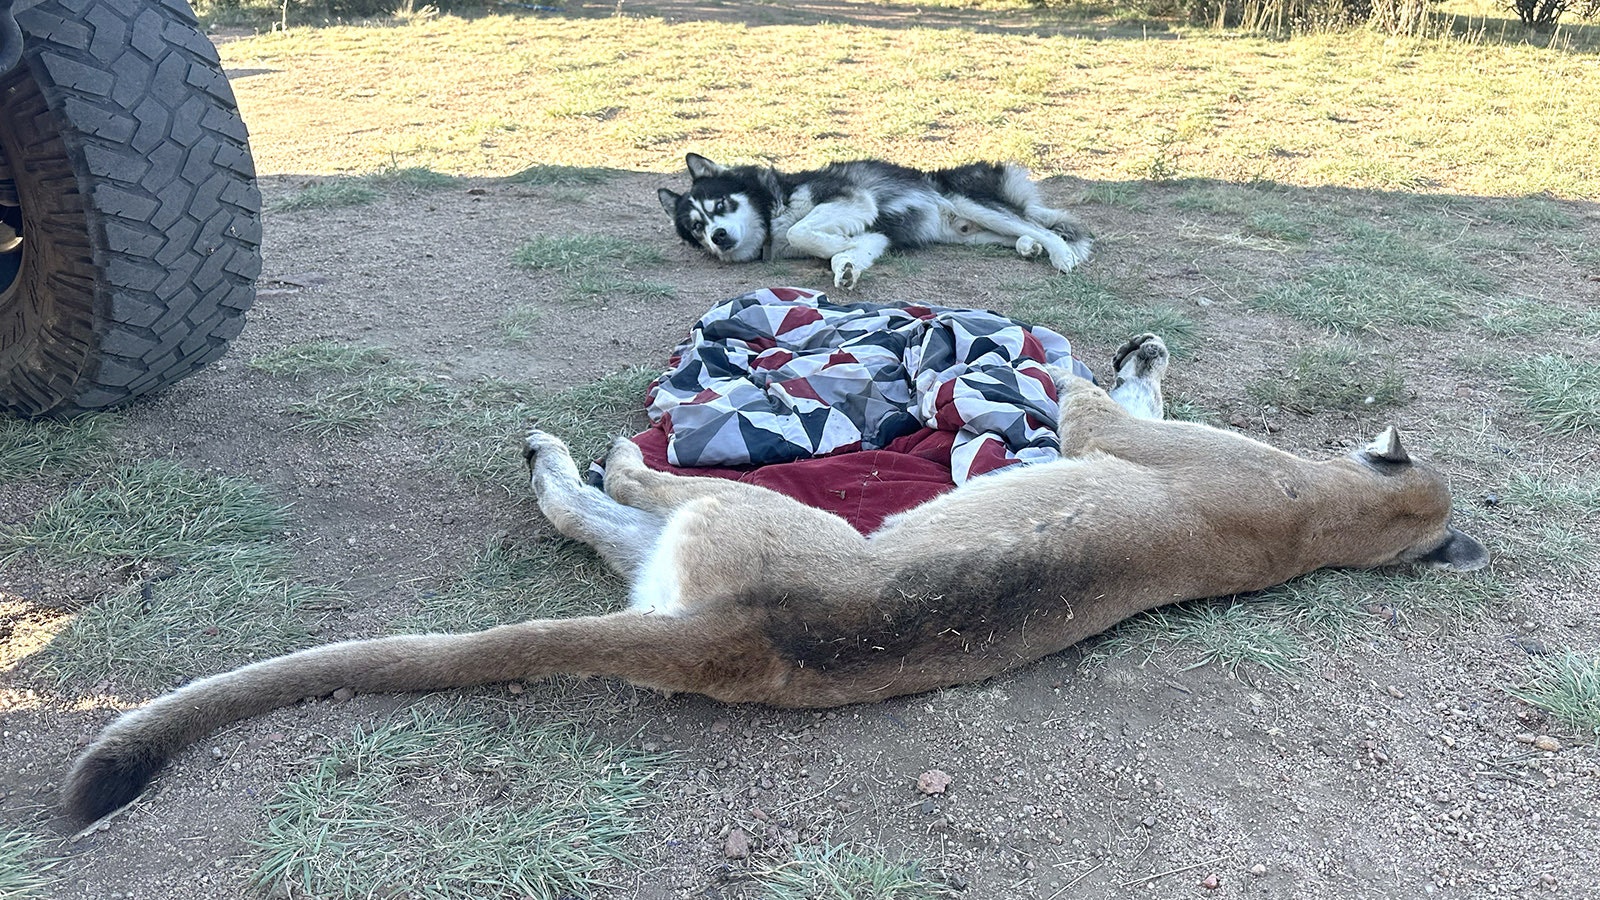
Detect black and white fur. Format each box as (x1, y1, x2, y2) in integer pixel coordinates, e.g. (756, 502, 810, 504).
(657, 154, 1093, 288)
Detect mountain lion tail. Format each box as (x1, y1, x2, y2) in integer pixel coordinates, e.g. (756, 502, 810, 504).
(62, 613, 739, 823)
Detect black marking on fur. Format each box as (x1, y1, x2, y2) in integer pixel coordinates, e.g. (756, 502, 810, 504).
(760, 545, 1107, 675)
(64, 748, 165, 823)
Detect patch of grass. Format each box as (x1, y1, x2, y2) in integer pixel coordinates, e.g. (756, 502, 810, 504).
(0, 828, 60, 898)
(251, 705, 661, 900)
(1079, 181, 1149, 211)
(512, 235, 663, 276)
(1163, 393, 1221, 425)
(3, 461, 333, 690)
(1250, 263, 1462, 334)
(249, 341, 393, 377)
(427, 367, 659, 489)
(34, 567, 332, 690)
(286, 371, 449, 435)
(1508, 356, 1600, 435)
(503, 164, 624, 186)
(1005, 277, 1198, 357)
(1103, 601, 1305, 675)
(274, 178, 382, 211)
(5, 461, 287, 568)
(0, 414, 118, 479)
(1499, 473, 1600, 515)
(500, 303, 545, 347)
(1100, 567, 1507, 675)
(564, 272, 677, 301)
(363, 164, 460, 191)
(1508, 653, 1600, 743)
(756, 842, 954, 900)
(393, 536, 623, 634)
(1479, 196, 1577, 232)
(1335, 221, 1495, 295)
(1531, 524, 1595, 575)
(1247, 345, 1405, 413)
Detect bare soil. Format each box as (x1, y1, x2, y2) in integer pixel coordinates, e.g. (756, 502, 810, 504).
(4, 77, 1600, 900)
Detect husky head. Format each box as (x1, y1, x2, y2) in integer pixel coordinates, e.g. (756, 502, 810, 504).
(657, 154, 781, 264)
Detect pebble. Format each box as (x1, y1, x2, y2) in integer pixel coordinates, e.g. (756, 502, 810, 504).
(723, 827, 750, 859)
(1251, 863, 1267, 877)
(1387, 685, 1406, 699)
(331, 687, 355, 702)
(1534, 736, 1562, 752)
(1201, 873, 1221, 890)
(917, 770, 953, 795)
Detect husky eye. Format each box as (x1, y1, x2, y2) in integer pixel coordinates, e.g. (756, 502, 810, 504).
(689, 218, 704, 233)
(713, 201, 726, 215)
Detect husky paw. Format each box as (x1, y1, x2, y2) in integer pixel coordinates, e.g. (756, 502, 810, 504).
(833, 260, 859, 289)
(605, 436, 646, 471)
(1015, 235, 1044, 259)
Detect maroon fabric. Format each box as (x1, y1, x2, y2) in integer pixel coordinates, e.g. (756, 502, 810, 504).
(628, 423, 957, 534)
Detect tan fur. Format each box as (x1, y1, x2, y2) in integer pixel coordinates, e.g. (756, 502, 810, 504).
(61, 352, 1486, 822)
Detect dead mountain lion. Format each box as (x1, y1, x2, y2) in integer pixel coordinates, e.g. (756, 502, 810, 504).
(63, 336, 1487, 822)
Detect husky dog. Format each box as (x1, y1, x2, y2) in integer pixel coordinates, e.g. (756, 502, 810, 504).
(63, 335, 1489, 823)
(656, 154, 1093, 288)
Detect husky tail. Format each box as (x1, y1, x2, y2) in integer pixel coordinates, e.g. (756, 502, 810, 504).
(62, 613, 753, 823)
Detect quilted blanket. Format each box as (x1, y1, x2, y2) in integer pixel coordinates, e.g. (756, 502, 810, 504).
(644, 287, 1095, 486)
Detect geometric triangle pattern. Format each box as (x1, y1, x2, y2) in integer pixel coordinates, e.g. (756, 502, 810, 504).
(647, 287, 1097, 484)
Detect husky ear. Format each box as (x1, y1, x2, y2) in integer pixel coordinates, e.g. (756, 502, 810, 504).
(1417, 526, 1489, 572)
(685, 153, 723, 181)
(657, 188, 682, 217)
(1358, 426, 1411, 467)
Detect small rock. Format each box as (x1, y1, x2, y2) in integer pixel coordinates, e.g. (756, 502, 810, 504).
(917, 770, 952, 795)
(1534, 735, 1562, 752)
(1386, 685, 1406, 699)
(506, 683, 524, 695)
(331, 687, 355, 703)
(1201, 873, 1221, 890)
(1539, 873, 1558, 887)
(723, 827, 750, 859)
(920, 799, 936, 814)
(710, 720, 729, 734)
(1251, 864, 1267, 877)
(1515, 732, 1537, 745)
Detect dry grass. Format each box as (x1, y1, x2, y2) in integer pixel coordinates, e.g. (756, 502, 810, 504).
(219, 9, 1600, 199)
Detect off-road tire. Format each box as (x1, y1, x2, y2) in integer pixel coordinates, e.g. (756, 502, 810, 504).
(0, 0, 261, 416)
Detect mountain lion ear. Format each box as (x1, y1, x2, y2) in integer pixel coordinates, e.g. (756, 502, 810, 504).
(1360, 426, 1411, 466)
(658, 188, 681, 217)
(1418, 526, 1489, 572)
(684, 153, 723, 180)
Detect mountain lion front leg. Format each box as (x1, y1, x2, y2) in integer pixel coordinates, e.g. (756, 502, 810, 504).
(525, 429, 664, 578)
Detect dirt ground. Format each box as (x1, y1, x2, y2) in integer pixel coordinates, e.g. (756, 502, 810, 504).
(4, 23, 1600, 895)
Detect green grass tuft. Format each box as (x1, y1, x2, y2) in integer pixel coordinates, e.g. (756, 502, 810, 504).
(5, 461, 287, 568)
(0, 828, 60, 899)
(1005, 277, 1197, 357)
(287, 372, 450, 435)
(500, 304, 545, 347)
(503, 164, 624, 186)
(250, 341, 394, 377)
(251, 705, 662, 900)
(35, 567, 332, 690)
(1499, 473, 1600, 515)
(0, 414, 118, 478)
(274, 178, 383, 211)
(757, 842, 954, 900)
(3, 461, 334, 690)
(1508, 653, 1600, 743)
(427, 368, 659, 489)
(1248, 345, 1405, 413)
(1100, 567, 1506, 675)
(393, 536, 623, 634)
(1250, 263, 1462, 333)
(1475, 297, 1600, 339)
(513, 235, 664, 276)
(1508, 356, 1600, 435)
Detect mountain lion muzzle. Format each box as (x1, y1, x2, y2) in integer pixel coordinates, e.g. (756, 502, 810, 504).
(62, 335, 1487, 823)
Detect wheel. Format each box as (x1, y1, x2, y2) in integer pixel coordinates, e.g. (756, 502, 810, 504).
(0, 0, 261, 417)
